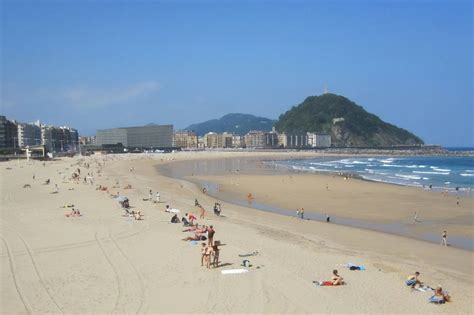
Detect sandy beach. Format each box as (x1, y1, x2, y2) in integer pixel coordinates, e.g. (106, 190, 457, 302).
(1, 151, 473, 314)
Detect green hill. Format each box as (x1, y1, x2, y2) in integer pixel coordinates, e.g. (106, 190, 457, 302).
(184, 113, 276, 136)
(274, 93, 424, 147)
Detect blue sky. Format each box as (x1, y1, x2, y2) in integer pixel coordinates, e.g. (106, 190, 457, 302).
(1, 0, 472, 146)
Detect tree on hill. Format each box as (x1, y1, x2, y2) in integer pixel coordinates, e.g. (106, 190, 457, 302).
(274, 93, 424, 147)
(184, 113, 276, 136)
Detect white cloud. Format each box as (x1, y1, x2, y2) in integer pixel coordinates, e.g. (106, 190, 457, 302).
(62, 81, 160, 109)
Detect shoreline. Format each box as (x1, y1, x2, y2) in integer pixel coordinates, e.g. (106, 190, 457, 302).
(158, 155, 474, 251)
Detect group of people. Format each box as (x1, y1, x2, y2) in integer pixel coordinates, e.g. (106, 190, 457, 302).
(168, 203, 224, 269)
(200, 241, 222, 269)
(296, 208, 305, 219)
(65, 208, 81, 217)
(406, 272, 451, 304)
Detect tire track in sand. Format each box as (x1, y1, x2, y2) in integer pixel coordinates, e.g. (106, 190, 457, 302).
(95, 232, 122, 314)
(0, 220, 63, 314)
(109, 231, 146, 314)
(0, 225, 150, 258)
(0, 235, 33, 314)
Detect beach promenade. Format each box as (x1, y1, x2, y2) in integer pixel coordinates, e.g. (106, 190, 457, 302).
(1, 152, 473, 314)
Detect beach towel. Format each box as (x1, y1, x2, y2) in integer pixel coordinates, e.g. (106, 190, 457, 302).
(190, 241, 199, 245)
(221, 269, 248, 275)
(341, 263, 366, 271)
(313, 281, 335, 286)
(415, 286, 434, 292)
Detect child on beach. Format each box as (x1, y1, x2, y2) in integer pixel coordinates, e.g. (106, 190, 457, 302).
(406, 272, 421, 288)
(430, 286, 451, 304)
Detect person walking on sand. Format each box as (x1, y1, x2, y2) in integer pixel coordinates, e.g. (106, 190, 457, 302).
(156, 192, 160, 203)
(149, 189, 153, 202)
(413, 210, 419, 224)
(199, 205, 206, 219)
(441, 231, 447, 246)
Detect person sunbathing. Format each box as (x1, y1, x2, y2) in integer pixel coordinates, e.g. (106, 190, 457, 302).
(134, 211, 143, 220)
(406, 272, 422, 288)
(65, 208, 81, 217)
(182, 224, 200, 232)
(182, 234, 207, 241)
(314, 270, 344, 286)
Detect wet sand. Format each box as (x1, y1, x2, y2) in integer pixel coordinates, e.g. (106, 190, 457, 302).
(159, 156, 474, 250)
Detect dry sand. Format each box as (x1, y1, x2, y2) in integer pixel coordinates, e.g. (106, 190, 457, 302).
(1, 151, 473, 314)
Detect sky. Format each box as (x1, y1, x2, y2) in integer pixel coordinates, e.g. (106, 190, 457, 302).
(1, 0, 472, 146)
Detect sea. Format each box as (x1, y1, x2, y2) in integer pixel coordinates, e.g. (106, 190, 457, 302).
(269, 155, 474, 193)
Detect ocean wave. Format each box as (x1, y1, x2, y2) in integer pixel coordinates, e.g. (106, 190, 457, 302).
(395, 174, 422, 180)
(460, 173, 474, 177)
(432, 168, 451, 172)
(412, 171, 450, 175)
(465, 170, 474, 173)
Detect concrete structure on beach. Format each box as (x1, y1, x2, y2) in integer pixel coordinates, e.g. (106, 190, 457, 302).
(96, 124, 173, 149)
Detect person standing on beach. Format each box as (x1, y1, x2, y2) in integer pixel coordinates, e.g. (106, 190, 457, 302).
(441, 231, 447, 246)
(201, 243, 208, 267)
(207, 225, 215, 246)
(326, 214, 330, 223)
(296, 209, 300, 218)
(413, 210, 419, 224)
(156, 192, 160, 203)
(149, 189, 153, 202)
(300, 208, 305, 220)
